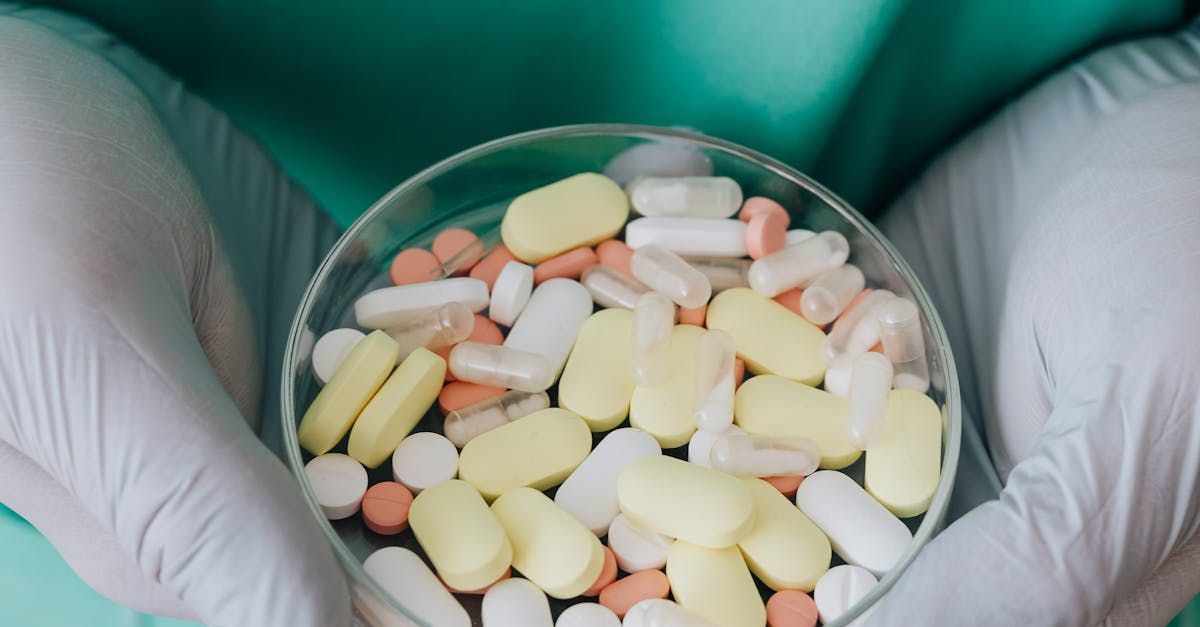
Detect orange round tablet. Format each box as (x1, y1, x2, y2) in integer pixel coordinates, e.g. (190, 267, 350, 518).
(582, 546, 619, 597)
(774, 288, 804, 316)
(746, 210, 789, 259)
(734, 358, 745, 389)
(599, 569, 670, 618)
(436, 315, 504, 381)
(438, 381, 506, 413)
(678, 304, 707, 327)
(533, 247, 599, 284)
(596, 239, 635, 278)
(764, 475, 804, 498)
(470, 244, 517, 289)
(445, 568, 511, 595)
(432, 228, 483, 275)
(766, 589, 819, 627)
(361, 482, 414, 535)
(738, 196, 790, 225)
(389, 248, 441, 286)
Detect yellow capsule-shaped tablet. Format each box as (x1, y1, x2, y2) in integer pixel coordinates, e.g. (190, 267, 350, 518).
(458, 408, 591, 500)
(298, 330, 400, 456)
(735, 375, 861, 469)
(666, 542, 766, 627)
(629, 324, 703, 448)
(706, 288, 826, 385)
(618, 455, 754, 548)
(491, 487, 605, 599)
(866, 389, 943, 517)
(501, 173, 629, 263)
(408, 480, 512, 591)
(558, 309, 636, 431)
(737, 478, 831, 592)
(347, 347, 446, 468)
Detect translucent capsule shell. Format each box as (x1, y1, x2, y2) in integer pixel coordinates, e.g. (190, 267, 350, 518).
(386, 302, 475, 359)
(447, 342, 555, 393)
(443, 389, 551, 448)
(431, 239, 487, 280)
(581, 264, 647, 310)
(747, 231, 849, 297)
(709, 432, 821, 477)
(630, 244, 712, 309)
(685, 257, 751, 292)
(630, 292, 676, 386)
(800, 264, 865, 325)
(846, 352, 893, 449)
(694, 329, 736, 433)
(627, 176, 743, 219)
(824, 289, 895, 359)
(877, 298, 931, 393)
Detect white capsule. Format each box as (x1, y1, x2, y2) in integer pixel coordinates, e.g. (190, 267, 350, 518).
(355, 277, 490, 328)
(823, 353, 854, 398)
(448, 342, 556, 392)
(795, 471, 912, 576)
(784, 229, 815, 246)
(693, 330, 736, 433)
(581, 264, 648, 310)
(504, 278, 594, 377)
(557, 602, 621, 627)
(687, 424, 745, 468)
(555, 428, 662, 536)
(386, 302, 476, 359)
(623, 599, 719, 627)
(311, 328, 365, 385)
(878, 298, 931, 393)
(489, 261, 535, 326)
(824, 290, 896, 360)
(304, 453, 368, 520)
(482, 577, 553, 627)
(630, 245, 712, 309)
(813, 565, 878, 626)
(629, 292, 676, 386)
(709, 432, 821, 477)
(607, 513, 672, 573)
(684, 256, 751, 292)
(747, 231, 849, 297)
(627, 176, 742, 219)
(626, 216, 748, 257)
(431, 239, 487, 280)
(800, 264, 865, 325)
(363, 547, 470, 627)
(443, 390, 551, 448)
(603, 141, 714, 186)
(846, 352, 893, 449)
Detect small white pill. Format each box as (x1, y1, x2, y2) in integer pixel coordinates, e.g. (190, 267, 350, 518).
(303, 453, 367, 520)
(686, 256, 751, 292)
(387, 302, 475, 359)
(630, 292, 675, 386)
(823, 353, 854, 398)
(800, 264, 865, 325)
(709, 432, 821, 477)
(693, 329, 736, 433)
(363, 547, 470, 627)
(630, 245, 711, 309)
(449, 342, 557, 392)
(354, 277, 490, 329)
(747, 231, 849, 297)
(623, 599, 718, 627)
(504, 278, 594, 377)
(846, 352, 893, 449)
(391, 432, 459, 494)
(813, 565, 877, 626)
(557, 602, 621, 627)
(625, 216, 748, 258)
(607, 513, 672, 573)
(581, 264, 648, 310)
(824, 289, 895, 360)
(482, 577, 553, 627)
(796, 471, 912, 576)
(785, 229, 815, 246)
(687, 424, 745, 468)
(555, 428, 662, 536)
(490, 261, 535, 326)
(878, 297, 931, 393)
(627, 176, 742, 219)
(311, 328, 365, 385)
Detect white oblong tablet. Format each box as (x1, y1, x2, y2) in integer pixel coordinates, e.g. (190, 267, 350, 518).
(785, 229, 815, 246)
(555, 428, 661, 536)
(686, 425, 745, 468)
(363, 547, 470, 627)
(624, 217, 748, 258)
(557, 602, 621, 627)
(607, 513, 672, 573)
(794, 471, 912, 576)
(813, 564, 877, 626)
(312, 328, 365, 385)
(490, 261, 535, 327)
(503, 278, 593, 377)
(391, 432, 459, 494)
(482, 577, 554, 627)
(304, 453, 367, 520)
(355, 278, 490, 329)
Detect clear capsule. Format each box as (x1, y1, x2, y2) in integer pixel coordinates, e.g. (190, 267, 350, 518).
(386, 302, 475, 359)
(709, 432, 821, 477)
(627, 176, 743, 219)
(429, 240, 487, 280)
(824, 289, 896, 360)
(693, 329, 736, 432)
(846, 351, 893, 449)
(447, 342, 555, 393)
(624, 598, 719, 627)
(800, 264, 865, 325)
(630, 292, 676, 386)
(442, 389, 551, 448)
(581, 264, 647, 310)
(684, 256, 751, 292)
(747, 231, 849, 297)
(630, 244, 712, 309)
(878, 297, 931, 392)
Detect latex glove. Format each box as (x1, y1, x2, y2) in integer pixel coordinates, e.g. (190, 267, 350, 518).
(0, 14, 348, 626)
(873, 20, 1200, 626)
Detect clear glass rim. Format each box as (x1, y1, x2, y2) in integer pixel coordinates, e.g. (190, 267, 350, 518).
(280, 123, 962, 626)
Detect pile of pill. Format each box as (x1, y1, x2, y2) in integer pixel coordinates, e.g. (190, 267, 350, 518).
(297, 166, 942, 627)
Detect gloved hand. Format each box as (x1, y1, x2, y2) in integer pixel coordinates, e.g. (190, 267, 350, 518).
(0, 14, 348, 627)
(874, 20, 1200, 626)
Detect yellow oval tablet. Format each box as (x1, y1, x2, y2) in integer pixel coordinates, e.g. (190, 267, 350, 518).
(491, 487, 605, 599)
(735, 375, 861, 469)
(706, 288, 826, 385)
(629, 324, 703, 448)
(348, 347, 446, 468)
(458, 408, 591, 500)
(617, 455, 754, 548)
(666, 542, 766, 627)
(501, 173, 629, 263)
(866, 389, 943, 517)
(737, 478, 831, 592)
(408, 479, 512, 591)
(558, 309, 636, 431)
(298, 330, 400, 456)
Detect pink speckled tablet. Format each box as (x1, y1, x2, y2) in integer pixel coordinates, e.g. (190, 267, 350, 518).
(764, 475, 804, 498)
(738, 197, 790, 225)
(444, 567, 512, 595)
(361, 481, 414, 535)
(436, 315, 504, 381)
(766, 589, 819, 627)
(678, 304, 707, 327)
(583, 546, 619, 597)
(438, 381, 506, 413)
(746, 210, 789, 260)
(389, 248, 441, 286)
(469, 244, 517, 289)
(533, 247, 599, 284)
(596, 239, 635, 278)
(599, 570, 670, 618)
(432, 228, 484, 275)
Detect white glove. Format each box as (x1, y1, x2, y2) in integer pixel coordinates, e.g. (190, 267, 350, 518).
(0, 14, 348, 627)
(874, 20, 1200, 626)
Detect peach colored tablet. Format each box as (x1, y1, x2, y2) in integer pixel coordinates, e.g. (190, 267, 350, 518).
(766, 589, 819, 627)
(765, 475, 804, 498)
(361, 481, 414, 535)
(438, 381, 506, 413)
(746, 210, 789, 260)
(470, 244, 517, 289)
(436, 315, 504, 381)
(582, 546, 619, 597)
(444, 568, 512, 595)
(678, 304, 707, 327)
(533, 247, 599, 284)
(738, 197, 790, 224)
(734, 358, 746, 389)
(390, 248, 441, 286)
(433, 228, 484, 275)
(773, 288, 804, 316)
(596, 239, 635, 278)
(599, 570, 670, 618)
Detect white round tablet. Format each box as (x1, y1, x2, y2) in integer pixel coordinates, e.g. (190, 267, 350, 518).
(482, 577, 553, 627)
(556, 602, 620, 627)
(391, 432, 459, 493)
(606, 514, 672, 573)
(304, 453, 368, 520)
(489, 261, 534, 327)
(813, 564, 877, 625)
(311, 328, 366, 385)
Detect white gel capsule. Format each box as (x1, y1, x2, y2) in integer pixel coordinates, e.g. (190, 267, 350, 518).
(355, 277, 490, 328)
(824, 290, 896, 359)
(489, 261, 535, 326)
(823, 353, 854, 398)
(581, 264, 648, 309)
(432, 239, 487, 280)
(795, 471, 912, 576)
(627, 176, 742, 219)
(878, 297, 931, 393)
(785, 229, 815, 246)
(448, 342, 556, 392)
(603, 141, 714, 186)
(800, 264, 865, 325)
(558, 602, 621, 627)
(709, 433, 821, 477)
(630, 245, 712, 309)
(607, 513, 672, 573)
(747, 231, 849, 297)
(685, 257, 751, 292)
(623, 599, 719, 627)
(687, 425, 745, 468)
(482, 577, 553, 627)
(693, 330, 736, 432)
(629, 292, 675, 386)
(390, 432, 459, 493)
(625, 216, 748, 257)
(311, 328, 365, 385)
(813, 565, 877, 626)
(386, 301, 475, 359)
(443, 390, 551, 448)
(363, 547, 470, 627)
(304, 453, 368, 520)
(504, 278, 593, 376)
(846, 352, 893, 449)
(555, 428, 662, 536)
